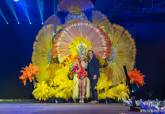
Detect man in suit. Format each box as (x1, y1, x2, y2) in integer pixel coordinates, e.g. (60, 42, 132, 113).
(87, 50, 100, 103)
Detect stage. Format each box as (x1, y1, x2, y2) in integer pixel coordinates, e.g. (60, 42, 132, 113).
(0, 103, 151, 114)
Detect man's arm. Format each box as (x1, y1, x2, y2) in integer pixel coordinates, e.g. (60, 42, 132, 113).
(93, 58, 100, 79)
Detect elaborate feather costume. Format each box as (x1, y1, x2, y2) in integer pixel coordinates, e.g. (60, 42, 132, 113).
(20, 0, 141, 102)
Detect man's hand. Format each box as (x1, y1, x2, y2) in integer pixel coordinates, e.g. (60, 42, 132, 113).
(93, 75, 97, 80)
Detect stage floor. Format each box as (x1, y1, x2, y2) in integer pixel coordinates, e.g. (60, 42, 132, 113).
(0, 103, 151, 114)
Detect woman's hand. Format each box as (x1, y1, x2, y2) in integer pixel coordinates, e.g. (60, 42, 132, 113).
(80, 76, 84, 80)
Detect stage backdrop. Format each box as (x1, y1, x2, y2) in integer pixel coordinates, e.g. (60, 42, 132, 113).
(0, 22, 165, 99)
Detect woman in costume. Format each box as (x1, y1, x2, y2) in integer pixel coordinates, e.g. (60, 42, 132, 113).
(72, 56, 88, 103)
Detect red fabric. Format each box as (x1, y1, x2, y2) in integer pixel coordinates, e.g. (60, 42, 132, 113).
(72, 63, 87, 79)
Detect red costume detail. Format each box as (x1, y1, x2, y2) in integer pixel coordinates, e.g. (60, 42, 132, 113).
(72, 63, 87, 79)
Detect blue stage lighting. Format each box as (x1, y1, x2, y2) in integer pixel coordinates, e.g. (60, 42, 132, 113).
(18, 0, 31, 25)
(14, 0, 18, 1)
(0, 8, 9, 24)
(53, 0, 58, 14)
(37, 0, 44, 25)
(5, 0, 20, 24)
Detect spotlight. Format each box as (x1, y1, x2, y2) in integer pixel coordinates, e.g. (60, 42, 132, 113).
(18, 21, 20, 24)
(14, 0, 18, 1)
(41, 22, 44, 24)
(29, 22, 32, 24)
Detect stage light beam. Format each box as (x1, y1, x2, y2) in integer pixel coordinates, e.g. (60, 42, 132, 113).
(5, 0, 20, 24)
(53, 0, 58, 14)
(37, 0, 44, 24)
(0, 9, 9, 24)
(18, 0, 31, 24)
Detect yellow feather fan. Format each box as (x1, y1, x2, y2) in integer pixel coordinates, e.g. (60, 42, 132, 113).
(107, 24, 136, 84)
(32, 25, 54, 82)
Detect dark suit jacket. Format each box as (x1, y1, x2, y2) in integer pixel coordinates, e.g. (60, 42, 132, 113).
(87, 57, 100, 80)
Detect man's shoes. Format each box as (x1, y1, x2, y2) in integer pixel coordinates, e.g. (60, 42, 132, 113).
(89, 100, 98, 104)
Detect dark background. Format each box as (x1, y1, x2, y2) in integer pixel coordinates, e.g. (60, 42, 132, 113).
(0, 0, 165, 99)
